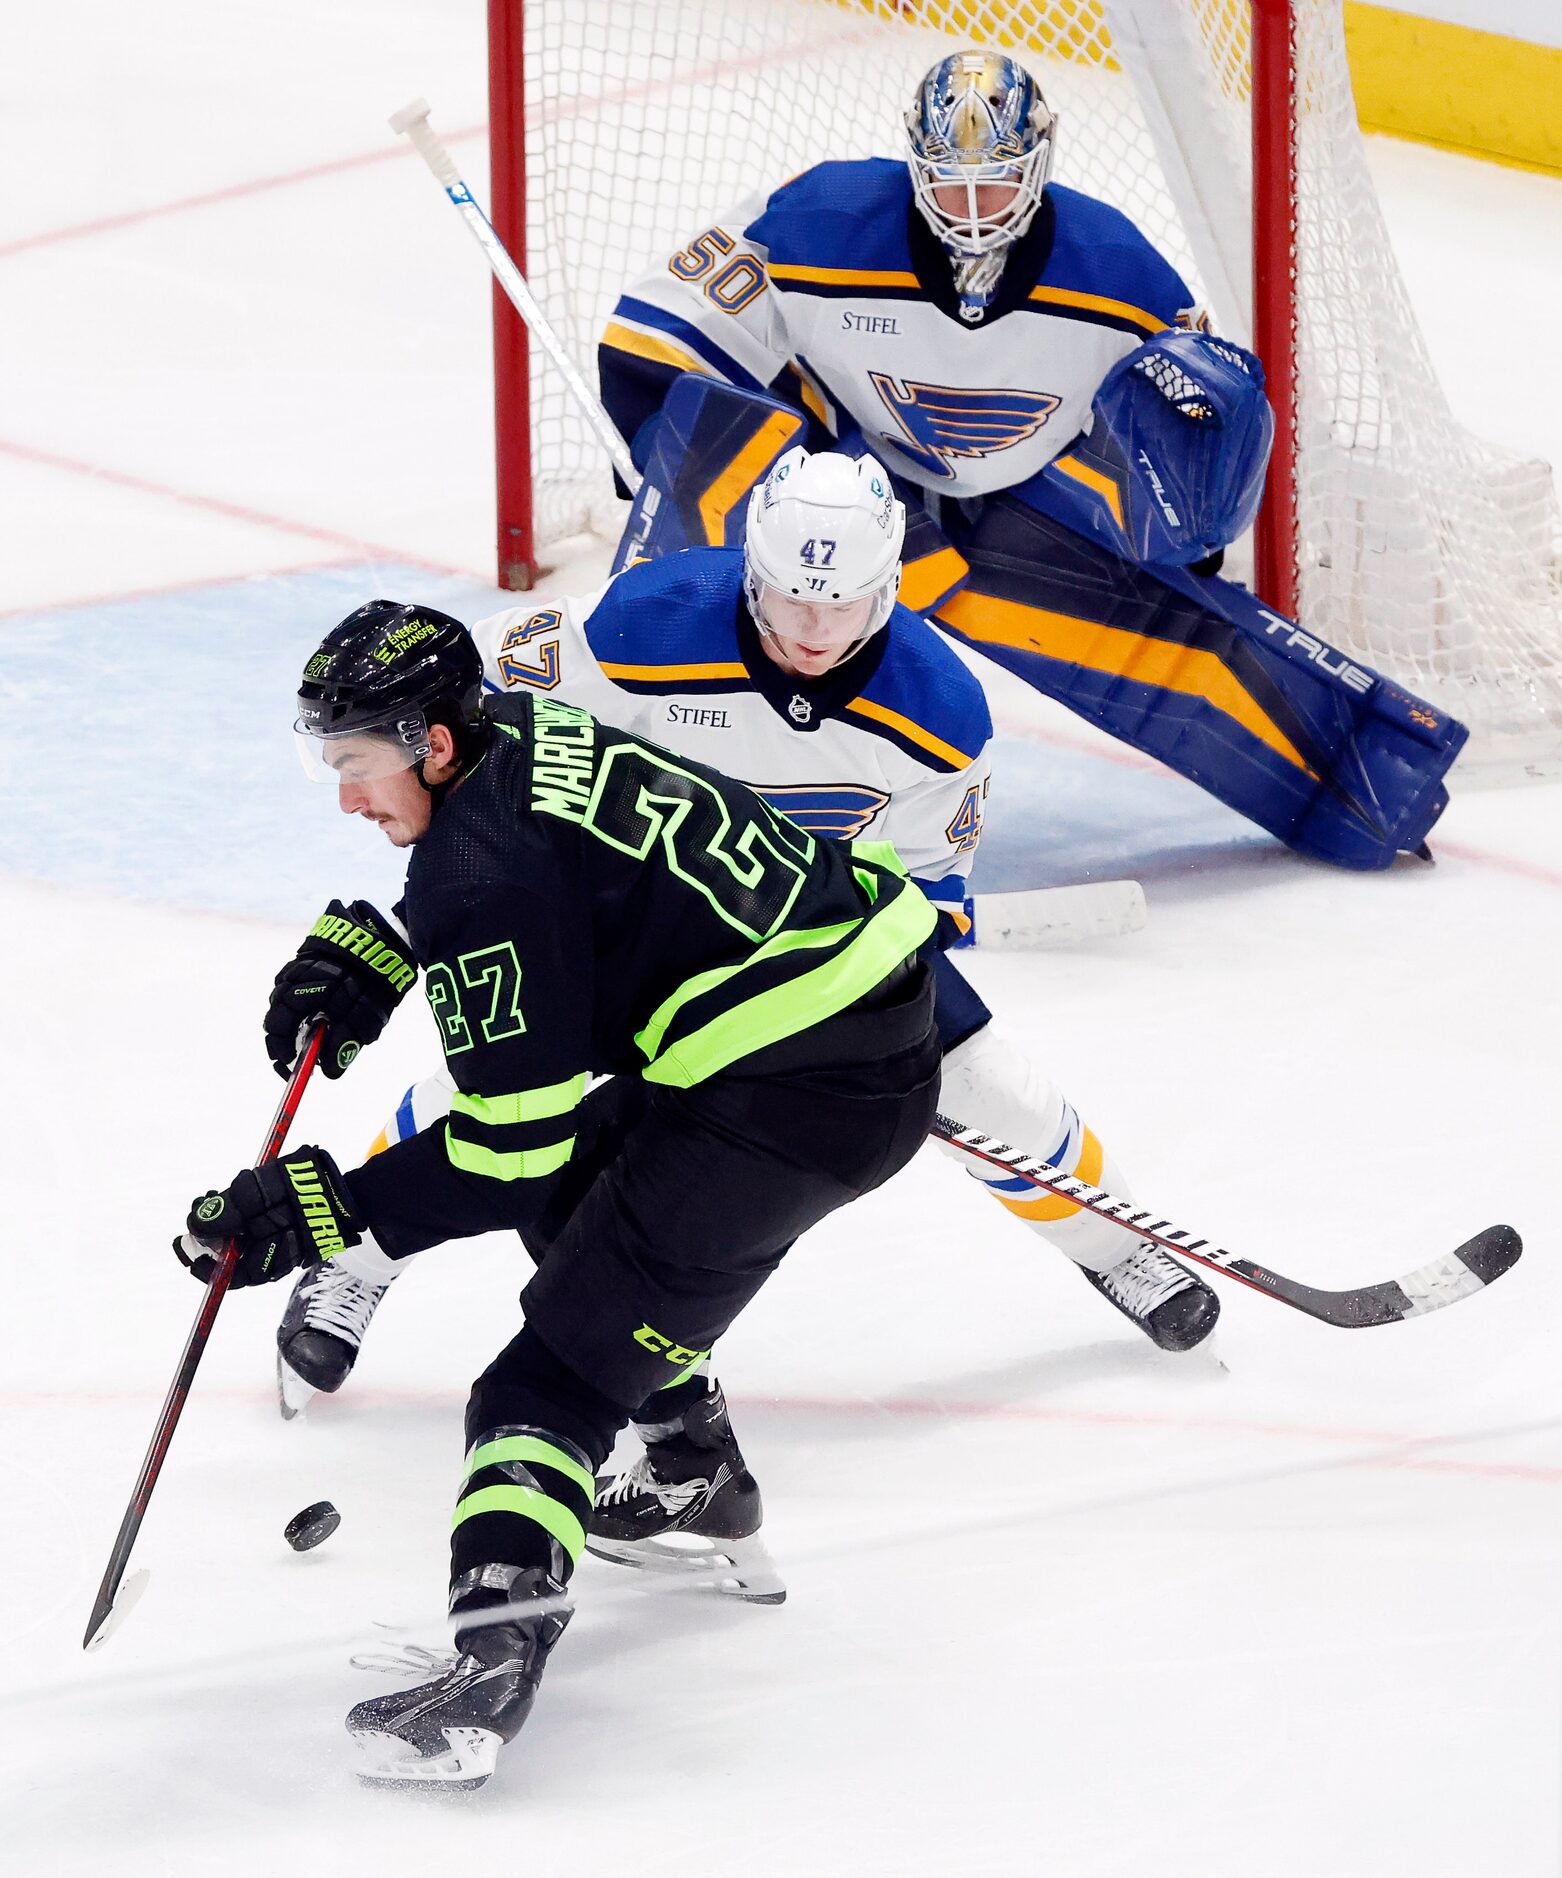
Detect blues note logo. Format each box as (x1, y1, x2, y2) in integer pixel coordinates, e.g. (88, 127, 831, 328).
(869, 374, 1060, 479)
(755, 784, 889, 840)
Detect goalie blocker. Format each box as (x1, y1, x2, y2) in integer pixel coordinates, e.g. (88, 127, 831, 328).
(613, 372, 1466, 871)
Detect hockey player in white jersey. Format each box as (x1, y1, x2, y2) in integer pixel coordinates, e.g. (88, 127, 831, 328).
(597, 49, 1465, 872)
(273, 450, 1219, 1588)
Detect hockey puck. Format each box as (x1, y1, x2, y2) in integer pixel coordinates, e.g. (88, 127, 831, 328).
(284, 1501, 341, 1552)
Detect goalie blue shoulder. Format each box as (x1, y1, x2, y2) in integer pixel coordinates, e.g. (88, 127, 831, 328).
(742, 159, 921, 284)
(748, 160, 1191, 338)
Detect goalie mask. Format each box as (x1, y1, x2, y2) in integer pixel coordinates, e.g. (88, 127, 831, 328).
(743, 447, 906, 672)
(906, 50, 1056, 323)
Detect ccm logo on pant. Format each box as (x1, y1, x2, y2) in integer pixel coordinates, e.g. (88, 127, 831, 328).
(632, 1324, 710, 1367)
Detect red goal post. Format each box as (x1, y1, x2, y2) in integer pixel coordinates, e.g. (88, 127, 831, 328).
(487, 0, 1562, 770)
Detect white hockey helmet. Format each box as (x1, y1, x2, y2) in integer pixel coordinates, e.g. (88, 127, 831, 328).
(742, 447, 906, 659)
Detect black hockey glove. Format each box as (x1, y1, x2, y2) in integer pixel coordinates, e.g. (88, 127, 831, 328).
(175, 1148, 365, 1288)
(264, 899, 417, 1080)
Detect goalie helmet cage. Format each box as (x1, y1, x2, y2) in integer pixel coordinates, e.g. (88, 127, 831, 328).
(487, 0, 1562, 772)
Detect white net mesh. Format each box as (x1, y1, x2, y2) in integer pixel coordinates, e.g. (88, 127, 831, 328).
(516, 0, 1562, 767)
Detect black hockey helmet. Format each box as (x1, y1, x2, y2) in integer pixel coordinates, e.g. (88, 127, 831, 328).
(295, 600, 485, 785)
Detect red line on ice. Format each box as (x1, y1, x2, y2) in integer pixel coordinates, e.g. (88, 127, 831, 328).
(28, 1381, 1561, 1486)
(0, 31, 870, 260)
(0, 125, 485, 261)
(0, 436, 478, 581)
(1426, 837, 1562, 890)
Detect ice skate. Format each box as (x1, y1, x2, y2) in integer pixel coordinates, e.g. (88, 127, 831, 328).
(1082, 1241, 1219, 1352)
(586, 1382, 786, 1603)
(275, 1258, 388, 1418)
(347, 1569, 570, 1791)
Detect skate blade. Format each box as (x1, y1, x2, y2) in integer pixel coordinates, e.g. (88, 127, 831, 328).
(350, 1723, 500, 1792)
(1159, 1325, 1229, 1375)
(585, 1530, 787, 1604)
(1197, 1330, 1230, 1375)
(276, 1348, 319, 1422)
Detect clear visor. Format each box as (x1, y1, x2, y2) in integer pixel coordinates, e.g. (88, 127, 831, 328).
(755, 586, 879, 650)
(293, 711, 431, 783)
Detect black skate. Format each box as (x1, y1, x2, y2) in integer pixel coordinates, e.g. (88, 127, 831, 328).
(1082, 1241, 1220, 1352)
(275, 1259, 389, 1419)
(347, 1568, 570, 1792)
(586, 1383, 785, 1604)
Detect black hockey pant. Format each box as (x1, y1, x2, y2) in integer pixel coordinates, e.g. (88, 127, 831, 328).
(451, 958, 940, 1596)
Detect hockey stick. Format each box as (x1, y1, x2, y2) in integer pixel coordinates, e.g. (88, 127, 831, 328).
(83, 1025, 326, 1651)
(968, 879, 1147, 949)
(932, 1114, 1521, 1328)
(389, 97, 641, 492)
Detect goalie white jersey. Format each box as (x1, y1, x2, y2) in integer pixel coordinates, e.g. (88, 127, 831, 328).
(601, 159, 1201, 503)
(471, 545, 992, 932)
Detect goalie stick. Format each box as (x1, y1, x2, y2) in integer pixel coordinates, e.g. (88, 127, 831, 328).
(83, 1025, 325, 1651)
(932, 1114, 1520, 1328)
(390, 97, 641, 493)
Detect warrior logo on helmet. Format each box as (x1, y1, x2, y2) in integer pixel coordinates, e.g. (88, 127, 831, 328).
(294, 600, 486, 790)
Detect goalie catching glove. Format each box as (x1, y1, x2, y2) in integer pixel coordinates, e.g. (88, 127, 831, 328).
(175, 1148, 364, 1288)
(265, 899, 417, 1080)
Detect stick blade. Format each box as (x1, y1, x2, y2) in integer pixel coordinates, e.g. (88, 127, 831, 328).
(1394, 1224, 1522, 1320)
(1453, 1222, 1522, 1285)
(84, 1568, 150, 1652)
(975, 880, 1147, 950)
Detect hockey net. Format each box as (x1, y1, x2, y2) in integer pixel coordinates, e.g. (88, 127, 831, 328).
(504, 0, 1562, 770)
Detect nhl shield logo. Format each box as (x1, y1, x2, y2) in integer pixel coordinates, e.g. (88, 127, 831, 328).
(788, 693, 813, 725)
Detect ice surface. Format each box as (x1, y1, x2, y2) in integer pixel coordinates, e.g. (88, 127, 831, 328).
(2, 7, 1560, 1874)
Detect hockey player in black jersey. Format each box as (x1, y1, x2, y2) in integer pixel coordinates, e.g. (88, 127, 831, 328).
(175, 601, 941, 1790)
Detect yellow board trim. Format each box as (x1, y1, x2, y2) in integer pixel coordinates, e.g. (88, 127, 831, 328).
(601, 319, 713, 377)
(846, 695, 974, 770)
(697, 410, 803, 545)
(837, 2, 1559, 177)
(770, 262, 922, 290)
(898, 544, 970, 613)
(997, 1128, 1106, 1223)
(834, 1, 1118, 66)
(598, 659, 748, 683)
(1345, 4, 1562, 178)
(1051, 453, 1124, 533)
(937, 590, 1318, 780)
(1027, 284, 1167, 336)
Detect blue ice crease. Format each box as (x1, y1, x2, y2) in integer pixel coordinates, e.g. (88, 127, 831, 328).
(0, 564, 1261, 921)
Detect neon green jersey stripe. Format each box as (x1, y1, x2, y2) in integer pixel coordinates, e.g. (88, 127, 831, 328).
(634, 838, 917, 1066)
(658, 1353, 709, 1390)
(451, 1075, 587, 1127)
(450, 1484, 587, 1563)
(447, 1132, 575, 1181)
(635, 916, 858, 1064)
(850, 838, 905, 880)
(642, 880, 935, 1089)
(463, 1434, 596, 1500)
